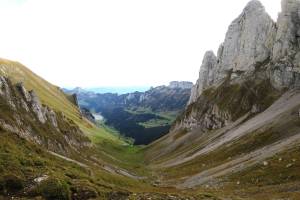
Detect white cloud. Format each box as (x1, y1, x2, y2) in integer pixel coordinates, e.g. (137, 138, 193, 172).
(0, 0, 281, 87)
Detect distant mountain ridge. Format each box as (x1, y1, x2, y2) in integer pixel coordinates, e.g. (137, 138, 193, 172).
(64, 81, 193, 112)
(65, 81, 192, 95)
(64, 81, 193, 144)
(64, 86, 150, 95)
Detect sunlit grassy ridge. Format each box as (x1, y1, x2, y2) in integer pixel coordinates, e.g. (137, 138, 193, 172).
(0, 59, 80, 122)
(0, 58, 151, 179)
(0, 58, 159, 198)
(0, 58, 122, 144)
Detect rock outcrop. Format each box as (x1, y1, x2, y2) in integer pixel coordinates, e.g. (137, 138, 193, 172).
(217, 0, 275, 75)
(0, 76, 16, 109)
(29, 90, 47, 123)
(189, 51, 217, 104)
(80, 107, 96, 124)
(267, 0, 300, 89)
(67, 93, 80, 107)
(273, 0, 300, 61)
(0, 76, 90, 155)
(44, 106, 58, 128)
(189, 0, 276, 104)
(16, 82, 31, 102)
(181, 0, 300, 130)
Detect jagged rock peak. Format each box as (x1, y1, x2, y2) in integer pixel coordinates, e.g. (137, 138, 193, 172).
(217, 0, 275, 76)
(273, 0, 300, 61)
(0, 76, 16, 109)
(16, 82, 32, 102)
(188, 51, 217, 104)
(28, 90, 47, 123)
(202, 50, 217, 61)
(188, 0, 277, 105)
(281, 0, 300, 13)
(244, 0, 265, 12)
(72, 93, 79, 107)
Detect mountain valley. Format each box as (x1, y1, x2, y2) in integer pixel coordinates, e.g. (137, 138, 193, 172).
(64, 82, 192, 144)
(1, 0, 300, 199)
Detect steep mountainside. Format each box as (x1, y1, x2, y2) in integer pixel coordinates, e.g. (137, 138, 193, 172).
(146, 0, 300, 199)
(0, 59, 83, 125)
(65, 82, 192, 144)
(0, 61, 206, 200)
(0, 77, 90, 155)
(3, 0, 300, 199)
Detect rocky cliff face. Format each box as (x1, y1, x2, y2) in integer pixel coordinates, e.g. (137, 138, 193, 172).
(273, 0, 300, 61)
(80, 107, 96, 123)
(218, 0, 275, 74)
(146, 2, 300, 194)
(189, 0, 276, 104)
(188, 51, 217, 104)
(0, 76, 90, 155)
(183, 0, 300, 130)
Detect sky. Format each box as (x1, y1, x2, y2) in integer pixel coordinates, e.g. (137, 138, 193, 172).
(0, 0, 281, 88)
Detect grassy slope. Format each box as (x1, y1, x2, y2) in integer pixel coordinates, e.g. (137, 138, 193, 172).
(0, 58, 219, 199)
(0, 58, 148, 168)
(0, 130, 218, 199)
(4, 57, 297, 199)
(0, 58, 122, 144)
(146, 78, 282, 163)
(0, 130, 153, 199)
(0, 59, 80, 122)
(145, 79, 300, 199)
(0, 59, 145, 192)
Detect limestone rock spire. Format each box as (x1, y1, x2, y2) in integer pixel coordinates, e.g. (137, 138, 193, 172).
(188, 51, 217, 104)
(188, 0, 277, 104)
(216, 0, 276, 78)
(273, 0, 300, 61)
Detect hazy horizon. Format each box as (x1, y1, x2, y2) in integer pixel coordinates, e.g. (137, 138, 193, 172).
(65, 85, 151, 94)
(64, 80, 192, 88)
(0, 0, 281, 88)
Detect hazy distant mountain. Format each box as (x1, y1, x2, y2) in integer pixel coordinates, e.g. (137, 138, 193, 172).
(86, 86, 150, 94)
(64, 86, 150, 94)
(65, 81, 193, 144)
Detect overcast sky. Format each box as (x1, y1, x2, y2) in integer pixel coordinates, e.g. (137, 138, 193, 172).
(0, 0, 281, 87)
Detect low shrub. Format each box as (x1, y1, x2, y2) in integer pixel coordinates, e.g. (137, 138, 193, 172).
(2, 174, 24, 193)
(71, 184, 98, 200)
(38, 178, 70, 200)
